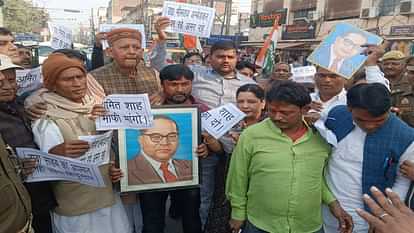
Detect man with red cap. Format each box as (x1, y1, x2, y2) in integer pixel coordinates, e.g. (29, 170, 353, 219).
(88, 18, 170, 233)
(89, 27, 164, 102)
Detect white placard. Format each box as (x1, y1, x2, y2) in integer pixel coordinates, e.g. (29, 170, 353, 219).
(99, 24, 146, 49)
(16, 66, 43, 96)
(162, 1, 216, 38)
(16, 148, 105, 187)
(49, 23, 73, 49)
(96, 94, 153, 130)
(201, 103, 246, 139)
(78, 131, 113, 165)
(291, 65, 316, 83)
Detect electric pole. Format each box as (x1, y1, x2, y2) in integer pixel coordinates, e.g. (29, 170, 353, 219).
(90, 8, 95, 45)
(225, 0, 232, 35)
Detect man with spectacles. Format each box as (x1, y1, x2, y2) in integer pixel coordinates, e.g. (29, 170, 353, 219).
(308, 31, 367, 78)
(128, 115, 190, 185)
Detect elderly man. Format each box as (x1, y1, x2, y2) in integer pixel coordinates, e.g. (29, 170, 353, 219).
(88, 19, 171, 233)
(31, 53, 130, 233)
(0, 54, 56, 233)
(89, 28, 162, 100)
(226, 80, 352, 233)
(0, 56, 34, 233)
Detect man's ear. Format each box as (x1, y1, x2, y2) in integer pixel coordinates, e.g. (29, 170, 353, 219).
(260, 100, 266, 110)
(301, 105, 311, 114)
(106, 47, 114, 58)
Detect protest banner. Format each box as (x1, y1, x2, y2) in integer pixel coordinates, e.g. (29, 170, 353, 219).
(16, 148, 105, 187)
(291, 65, 316, 84)
(78, 131, 113, 165)
(99, 24, 146, 49)
(16, 66, 42, 96)
(162, 1, 215, 38)
(307, 23, 383, 79)
(96, 94, 153, 130)
(201, 103, 246, 139)
(49, 23, 73, 50)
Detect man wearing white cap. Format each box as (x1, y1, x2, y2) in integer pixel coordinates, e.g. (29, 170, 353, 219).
(0, 54, 56, 233)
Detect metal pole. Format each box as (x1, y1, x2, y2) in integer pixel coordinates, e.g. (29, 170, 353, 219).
(225, 0, 232, 35)
(90, 8, 95, 45)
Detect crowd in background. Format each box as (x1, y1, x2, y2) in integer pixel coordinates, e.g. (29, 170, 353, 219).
(2, 15, 414, 233)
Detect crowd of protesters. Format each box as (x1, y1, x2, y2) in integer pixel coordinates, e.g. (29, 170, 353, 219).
(2, 15, 414, 233)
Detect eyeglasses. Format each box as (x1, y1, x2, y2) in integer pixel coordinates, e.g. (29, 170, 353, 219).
(143, 133, 179, 143)
(342, 37, 362, 51)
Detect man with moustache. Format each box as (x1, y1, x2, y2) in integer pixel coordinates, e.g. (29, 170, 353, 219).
(134, 64, 222, 233)
(226, 80, 353, 233)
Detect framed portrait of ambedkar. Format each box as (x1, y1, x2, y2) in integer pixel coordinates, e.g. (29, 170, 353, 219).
(118, 106, 200, 192)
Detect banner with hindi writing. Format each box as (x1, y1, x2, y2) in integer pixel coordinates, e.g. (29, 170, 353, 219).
(16, 66, 42, 96)
(201, 103, 246, 139)
(96, 94, 153, 130)
(16, 148, 105, 187)
(49, 23, 73, 50)
(162, 1, 215, 38)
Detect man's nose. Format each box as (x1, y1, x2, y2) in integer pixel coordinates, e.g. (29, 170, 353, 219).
(127, 46, 136, 54)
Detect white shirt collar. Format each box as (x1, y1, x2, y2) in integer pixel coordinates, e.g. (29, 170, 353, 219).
(141, 151, 177, 182)
(329, 44, 345, 69)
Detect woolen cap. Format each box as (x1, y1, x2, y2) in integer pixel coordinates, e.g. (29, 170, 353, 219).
(106, 28, 142, 46)
(42, 53, 86, 90)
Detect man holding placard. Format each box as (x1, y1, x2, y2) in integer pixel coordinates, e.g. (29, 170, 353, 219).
(89, 27, 163, 104)
(0, 54, 56, 233)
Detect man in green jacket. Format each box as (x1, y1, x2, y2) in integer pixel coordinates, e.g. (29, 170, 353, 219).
(226, 80, 353, 233)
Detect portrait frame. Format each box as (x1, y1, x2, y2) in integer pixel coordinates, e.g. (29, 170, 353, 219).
(118, 105, 200, 193)
(307, 22, 383, 79)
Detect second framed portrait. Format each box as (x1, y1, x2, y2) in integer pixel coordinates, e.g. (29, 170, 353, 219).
(118, 106, 200, 192)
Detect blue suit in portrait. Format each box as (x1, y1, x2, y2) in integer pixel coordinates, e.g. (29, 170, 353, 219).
(308, 43, 361, 78)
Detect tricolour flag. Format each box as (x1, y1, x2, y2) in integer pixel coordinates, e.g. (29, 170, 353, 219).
(255, 19, 280, 74)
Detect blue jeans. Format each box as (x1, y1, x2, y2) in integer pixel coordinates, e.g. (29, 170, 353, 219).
(243, 221, 268, 233)
(199, 153, 220, 228)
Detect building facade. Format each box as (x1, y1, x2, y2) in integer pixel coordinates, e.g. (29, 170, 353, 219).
(248, 0, 414, 64)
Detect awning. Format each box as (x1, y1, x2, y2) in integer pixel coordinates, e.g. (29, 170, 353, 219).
(276, 42, 305, 49)
(239, 41, 306, 48)
(384, 36, 414, 40)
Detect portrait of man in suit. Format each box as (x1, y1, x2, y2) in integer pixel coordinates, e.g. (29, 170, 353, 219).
(127, 115, 193, 185)
(307, 23, 384, 79)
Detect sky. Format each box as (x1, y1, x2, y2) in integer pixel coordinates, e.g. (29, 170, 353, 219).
(31, 0, 251, 27)
(32, 0, 109, 11)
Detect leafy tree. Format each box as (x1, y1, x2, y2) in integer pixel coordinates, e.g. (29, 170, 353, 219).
(3, 0, 48, 33)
